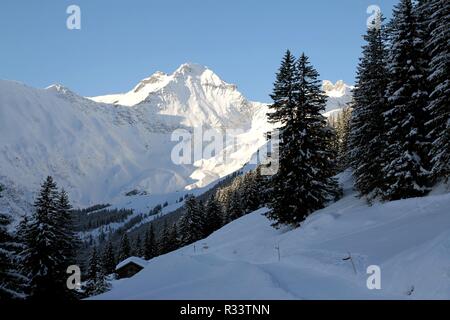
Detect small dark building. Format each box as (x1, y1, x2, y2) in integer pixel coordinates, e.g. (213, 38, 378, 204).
(115, 257, 147, 279)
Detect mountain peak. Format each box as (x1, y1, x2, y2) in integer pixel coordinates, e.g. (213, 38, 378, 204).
(322, 80, 353, 98)
(46, 84, 71, 93)
(174, 63, 209, 76)
(90, 63, 232, 106)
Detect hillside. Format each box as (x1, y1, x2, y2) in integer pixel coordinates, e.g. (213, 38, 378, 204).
(94, 172, 450, 300)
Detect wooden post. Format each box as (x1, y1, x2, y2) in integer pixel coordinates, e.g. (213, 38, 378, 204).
(275, 244, 280, 262)
(342, 251, 357, 275)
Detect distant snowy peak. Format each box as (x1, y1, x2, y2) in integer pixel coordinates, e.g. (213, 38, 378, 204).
(90, 63, 258, 129)
(322, 80, 353, 98)
(322, 80, 354, 117)
(90, 63, 239, 108)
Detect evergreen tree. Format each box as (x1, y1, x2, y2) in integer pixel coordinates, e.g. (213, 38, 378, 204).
(133, 234, 143, 257)
(21, 176, 74, 299)
(167, 223, 180, 252)
(425, 0, 450, 182)
(203, 196, 223, 236)
(159, 220, 171, 254)
(267, 50, 297, 125)
(84, 247, 110, 296)
(143, 224, 157, 260)
(118, 233, 131, 262)
(225, 190, 243, 223)
(349, 12, 389, 199)
(101, 240, 116, 276)
(382, 0, 431, 200)
(336, 106, 352, 170)
(179, 196, 204, 246)
(0, 213, 25, 299)
(241, 171, 262, 213)
(54, 189, 79, 272)
(266, 53, 340, 227)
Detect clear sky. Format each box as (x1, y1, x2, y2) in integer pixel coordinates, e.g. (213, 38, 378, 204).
(0, 0, 397, 102)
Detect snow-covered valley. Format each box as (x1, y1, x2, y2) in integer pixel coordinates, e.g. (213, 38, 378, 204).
(94, 172, 450, 300)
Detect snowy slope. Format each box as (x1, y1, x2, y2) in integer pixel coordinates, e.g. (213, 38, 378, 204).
(94, 173, 450, 300)
(0, 64, 351, 219)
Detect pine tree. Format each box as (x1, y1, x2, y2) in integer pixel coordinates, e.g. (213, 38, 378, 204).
(241, 171, 262, 213)
(225, 190, 243, 223)
(203, 196, 223, 236)
(266, 53, 340, 227)
(382, 0, 431, 200)
(267, 50, 297, 125)
(425, 0, 450, 182)
(0, 213, 25, 299)
(336, 106, 352, 170)
(179, 196, 204, 246)
(167, 224, 180, 252)
(349, 12, 390, 199)
(54, 189, 79, 273)
(84, 247, 110, 296)
(133, 235, 143, 257)
(159, 220, 171, 254)
(118, 233, 131, 262)
(143, 224, 157, 260)
(101, 240, 116, 276)
(21, 176, 74, 299)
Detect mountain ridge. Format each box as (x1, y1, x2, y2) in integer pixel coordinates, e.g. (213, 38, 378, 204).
(0, 64, 352, 220)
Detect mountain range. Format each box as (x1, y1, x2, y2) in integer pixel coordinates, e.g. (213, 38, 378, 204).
(0, 63, 352, 219)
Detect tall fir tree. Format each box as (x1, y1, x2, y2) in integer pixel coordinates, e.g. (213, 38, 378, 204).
(167, 223, 180, 252)
(84, 247, 110, 296)
(159, 220, 171, 254)
(179, 196, 204, 246)
(349, 13, 390, 199)
(225, 190, 243, 223)
(0, 213, 25, 299)
(425, 0, 450, 182)
(118, 233, 131, 262)
(336, 106, 352, 171)
(382, 0, 431, 200)
(143, 224, 157, 260)
(266, 52, 340, 227)
(21, 176, 76, 299)
(203, 196, 223, 237)
(54, 189, 79, 272)
(101, 240, 116, 276)
(241, 171, 262, 213)
(133, 234, 143, 257)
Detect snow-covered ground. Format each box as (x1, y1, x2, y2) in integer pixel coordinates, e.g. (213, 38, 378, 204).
(94, 172, 450, 300)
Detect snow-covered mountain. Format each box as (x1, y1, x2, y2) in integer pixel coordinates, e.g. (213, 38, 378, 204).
(322, 80, 354, 117)
(0, 63, 351, 219)
(90, 63, 259, 130)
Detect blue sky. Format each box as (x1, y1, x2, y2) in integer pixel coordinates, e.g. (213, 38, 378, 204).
(0, 0, 397, 102)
